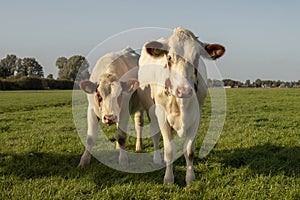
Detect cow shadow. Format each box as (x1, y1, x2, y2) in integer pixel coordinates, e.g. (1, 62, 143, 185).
(0, 151, 166, 186)
(3, 143, 296, 187)
(1, 152, 86, 178)
(211, 143, 300, 177)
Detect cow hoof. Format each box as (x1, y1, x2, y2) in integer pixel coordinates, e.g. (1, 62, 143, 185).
(77, 158, 90, 168)
(163, 176, 174, 185)
(186, 170, 196, 185)
(135, 143, 143, 151)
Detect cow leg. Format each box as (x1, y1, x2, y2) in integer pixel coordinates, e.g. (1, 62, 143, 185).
(161, 124, 175, 185)
(154, 103, 173, 183)
(116, 127, 128, 165)
(134, 109, 144, 151)
(146, 106, 162, 164)
(78, 108, 98, 167)
(183, 126, 197, 185)
(152, 133, 162, 164)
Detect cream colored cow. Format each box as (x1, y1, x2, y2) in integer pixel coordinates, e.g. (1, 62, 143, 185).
(78, 47, 161, 167)
(138, 27, 225, 185)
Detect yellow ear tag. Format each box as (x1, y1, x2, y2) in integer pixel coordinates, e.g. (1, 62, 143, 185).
(210, 50, 216, 58)
(153, 48, 161, 55)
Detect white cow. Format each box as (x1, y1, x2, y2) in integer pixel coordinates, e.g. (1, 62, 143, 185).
(138, 27, 225, 184)
(78, 47, 158, 167)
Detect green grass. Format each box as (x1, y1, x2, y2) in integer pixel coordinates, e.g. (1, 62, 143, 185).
(0, 89, 299, 199)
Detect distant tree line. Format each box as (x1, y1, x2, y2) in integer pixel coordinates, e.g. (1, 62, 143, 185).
(0, 55, 44, 78)
(0, 54, 90, 90)
(1, 54, 299, 90)
(209, 79, 300, 88)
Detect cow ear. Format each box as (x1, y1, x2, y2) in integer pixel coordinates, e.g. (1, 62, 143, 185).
(80, 80, 98, 94)
(145, 41, 167, 57)
(204, 44, 225, 60)
(120, 79, 139, 93)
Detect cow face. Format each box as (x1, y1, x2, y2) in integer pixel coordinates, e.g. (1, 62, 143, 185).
(139, 27, 225, 98)
(80, 73, 139, 125)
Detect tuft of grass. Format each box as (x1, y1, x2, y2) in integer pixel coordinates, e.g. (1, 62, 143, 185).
(0, 89, 299, 199)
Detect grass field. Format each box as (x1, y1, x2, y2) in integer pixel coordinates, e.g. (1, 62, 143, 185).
(0, 89, 299, 199)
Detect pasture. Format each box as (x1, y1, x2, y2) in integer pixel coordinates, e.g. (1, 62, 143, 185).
(0, 89, 299, 199)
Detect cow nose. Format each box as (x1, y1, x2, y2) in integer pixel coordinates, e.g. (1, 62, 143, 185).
(103, 114, 117, 125)
(175, 87, 193, 98)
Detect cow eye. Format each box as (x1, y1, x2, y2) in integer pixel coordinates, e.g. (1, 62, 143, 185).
(168, 55, 172, 61)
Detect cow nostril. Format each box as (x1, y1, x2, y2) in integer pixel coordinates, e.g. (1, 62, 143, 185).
(104, 114, 113, 120)
(176, 87, 192, 98)
(103, 115, 117, 123)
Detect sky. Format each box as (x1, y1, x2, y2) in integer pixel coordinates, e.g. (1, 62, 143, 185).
(0, 0, 299, 81)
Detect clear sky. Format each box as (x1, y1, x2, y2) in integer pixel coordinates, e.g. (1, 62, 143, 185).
(1, 0, 299, 81)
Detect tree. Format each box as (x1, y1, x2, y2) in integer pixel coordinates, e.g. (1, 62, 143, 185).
(56, 55, 90, 81)
(15, 58, 25, 77)
(21, 58, 44, 77)
(0, 54, 19, 78)
(56, 57, 68, 79)
(56, 57, 68, 69)
(255, 79, 262, 87)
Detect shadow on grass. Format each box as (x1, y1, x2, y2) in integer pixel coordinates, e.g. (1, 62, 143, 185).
(0, 152, 84, 178)
(1, 143, 298, 187)
(0, 152, 168, 186)
(213, 143, 300, 177)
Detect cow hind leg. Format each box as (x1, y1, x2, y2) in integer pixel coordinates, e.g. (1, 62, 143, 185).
(145, 106, 162, 164)
(134, 110, 144, 151)
(152, 133, 162, 164)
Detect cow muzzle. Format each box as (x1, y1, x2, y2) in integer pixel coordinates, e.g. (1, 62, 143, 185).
(103, 114, 118, 125)
(175, 87, 193, 98)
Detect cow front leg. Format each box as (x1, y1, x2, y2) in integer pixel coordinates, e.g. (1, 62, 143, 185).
(134, 110, 144, 151)
(116, 127, 128, 165)
(78, 108, 98, 167)
(184, 126, 197, 185)
(161, 125, 175, 185)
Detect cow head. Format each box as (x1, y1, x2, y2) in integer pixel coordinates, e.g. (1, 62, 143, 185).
(80, 73, 139, 125)
(139, 27, 225, 98)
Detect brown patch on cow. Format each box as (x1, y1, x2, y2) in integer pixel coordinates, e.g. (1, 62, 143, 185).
(193, 65, 199, 93)
(188, 151, 194, 161)
(167, 61, 172, 69)
(94, 91, 102, 107)
(167, 55, 172, 70)
(165, 78, 172, 96)
(205, 44, 225, 60)
(96, 116, 101, 121)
